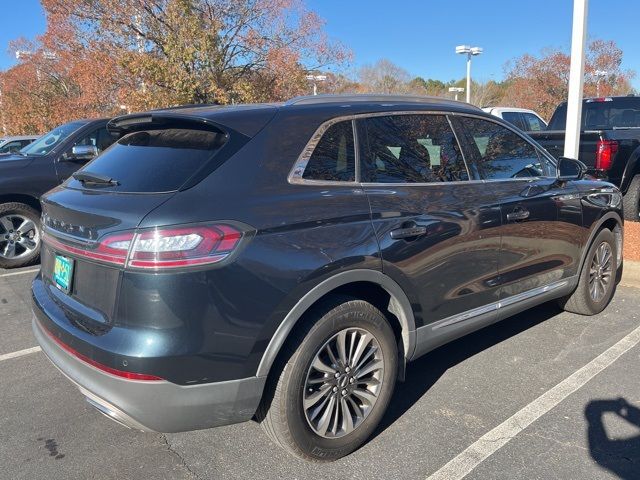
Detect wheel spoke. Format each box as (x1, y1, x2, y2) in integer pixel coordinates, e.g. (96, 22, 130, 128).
(0, 216, 13, 233)
(303, 327, 384, 438)
(17, 219, 35, 234)
(311, 355, 336, 375)
(3, 242, 15, 258)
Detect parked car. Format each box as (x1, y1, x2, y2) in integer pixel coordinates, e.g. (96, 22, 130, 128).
(528, 96, 640, 220)
(483, 106, 547, 131)
(32, 95, 622, 462)
(0, 135, 38, 154)
(0, 119, 116, 268)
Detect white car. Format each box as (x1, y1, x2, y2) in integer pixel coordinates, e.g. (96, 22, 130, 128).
(482, 107, 547, 131)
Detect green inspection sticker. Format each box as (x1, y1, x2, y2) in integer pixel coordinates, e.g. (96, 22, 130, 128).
(53, 255, 74, 293)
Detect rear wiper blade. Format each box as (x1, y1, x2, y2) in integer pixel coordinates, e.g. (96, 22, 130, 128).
(72, 171, 119, 186)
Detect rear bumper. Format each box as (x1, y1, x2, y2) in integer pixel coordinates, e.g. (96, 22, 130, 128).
(32, 316, 266, 433)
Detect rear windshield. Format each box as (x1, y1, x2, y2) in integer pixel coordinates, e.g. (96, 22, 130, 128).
(548, 97, 640, 130)
(69, 128, 227, 193)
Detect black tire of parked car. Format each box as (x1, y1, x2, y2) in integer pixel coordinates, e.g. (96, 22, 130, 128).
(257, 296, 398, 461)
(622, 174, 640, 221)
(0, 202, 41, 269)
(558, 228, 618, 315)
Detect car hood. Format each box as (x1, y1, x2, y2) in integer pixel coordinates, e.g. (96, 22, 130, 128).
(0, 153, 36, 167)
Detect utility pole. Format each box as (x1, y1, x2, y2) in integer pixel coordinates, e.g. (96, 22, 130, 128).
(564, 0, 588, 159)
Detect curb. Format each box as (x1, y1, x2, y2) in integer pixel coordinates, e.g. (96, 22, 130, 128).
(621, 260, 640, 289)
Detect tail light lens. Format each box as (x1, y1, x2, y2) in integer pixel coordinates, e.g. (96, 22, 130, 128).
(128, 225, 242, 269)
(596, 140, 618, 171)
(45, 223, 244, 270)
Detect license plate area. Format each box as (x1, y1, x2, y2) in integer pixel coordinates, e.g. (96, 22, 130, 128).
(53, 254, 74, 294)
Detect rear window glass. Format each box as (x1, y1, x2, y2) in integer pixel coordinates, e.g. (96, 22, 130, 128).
(70, 128, 226, 193)
(548, 97, 640, 130)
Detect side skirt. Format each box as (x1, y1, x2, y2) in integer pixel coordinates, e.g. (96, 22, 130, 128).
(411, 276, 578, 360)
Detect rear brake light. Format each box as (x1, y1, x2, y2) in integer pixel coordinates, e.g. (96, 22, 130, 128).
(44, 224, 244, 270)
(586, 97, 613, 103)
(596, 140, 618, 170)
(128, 225, 242, 269)
(42, 324, 163, 381)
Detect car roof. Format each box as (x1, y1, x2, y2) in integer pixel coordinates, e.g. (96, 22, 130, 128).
(483, 106, 541, 115)
(110, 95, 485, 137)
(0, 135, 39, 141)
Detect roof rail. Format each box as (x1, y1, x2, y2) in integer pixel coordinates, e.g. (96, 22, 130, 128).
(285, 94, 479, 109)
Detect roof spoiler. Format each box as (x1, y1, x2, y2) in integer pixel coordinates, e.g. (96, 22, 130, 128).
(106, 112, 232, 137)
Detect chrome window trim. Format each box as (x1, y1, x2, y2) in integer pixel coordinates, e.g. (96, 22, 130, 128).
(289, 110, 477, 186)
(288, 109, 559, 187)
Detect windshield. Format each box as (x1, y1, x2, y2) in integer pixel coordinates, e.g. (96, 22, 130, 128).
(20, 121, 87, 156)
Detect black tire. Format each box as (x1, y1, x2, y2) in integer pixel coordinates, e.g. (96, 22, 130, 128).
(558, 228, 617, 315)
(622, 174, 640, 221)
(257, 296, 398, 461)
(0, 202, 41, 269)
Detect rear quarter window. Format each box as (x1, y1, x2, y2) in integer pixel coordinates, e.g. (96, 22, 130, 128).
(69, 128, 227, 193)
(301, 120, 356, 182)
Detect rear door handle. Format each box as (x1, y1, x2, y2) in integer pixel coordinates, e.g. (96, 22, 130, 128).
(506, 208, 530, 222)
(390, 225, 427, 239)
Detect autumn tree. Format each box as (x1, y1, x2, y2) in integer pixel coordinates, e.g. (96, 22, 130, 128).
(358, 59, 411, 94)
(502, 39, 635, 119)
(41, 0, 349, 109)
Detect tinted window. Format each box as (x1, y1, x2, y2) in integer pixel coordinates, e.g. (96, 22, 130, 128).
(0, 141, 24, 154)
(459, 117, 555, 179)
(501, 112, 526, 130)
(65, 127, 117, 156)
(548, 97, 640, 130)
(523, 113, 546, 131)
(21, 121, 87, 156)
(72, 128, 226, 193)
(362, 114, 468, 183)
(303, 121, 355, 181)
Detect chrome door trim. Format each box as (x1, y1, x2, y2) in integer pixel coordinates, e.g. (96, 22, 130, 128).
(431, 278, 571, 331)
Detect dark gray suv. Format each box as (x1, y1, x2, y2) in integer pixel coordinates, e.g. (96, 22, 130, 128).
(32, 95, 623, 461)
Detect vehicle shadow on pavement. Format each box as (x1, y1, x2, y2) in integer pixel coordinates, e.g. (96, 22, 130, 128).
(586, 398, 640, 479)
(372, 301, 561, 439)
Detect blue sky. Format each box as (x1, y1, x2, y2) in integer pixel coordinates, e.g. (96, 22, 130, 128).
(2, 0, 639, 88)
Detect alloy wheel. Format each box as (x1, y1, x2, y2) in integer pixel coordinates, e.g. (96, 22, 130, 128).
(589, 241, 613, 303)
(0, 214, 39, 260)
(303, 327, 384, 438)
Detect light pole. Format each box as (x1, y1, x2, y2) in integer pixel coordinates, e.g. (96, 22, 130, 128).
(305, 74, 327, 96)
(448, 87, 464, 101)
(594, 70, 608, 96)
(455, 45, 483, 103)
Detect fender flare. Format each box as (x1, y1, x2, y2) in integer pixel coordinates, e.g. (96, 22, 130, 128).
(620, 145, 640, 194)
(577, 211, 623, 278)
(255, 269, 417, 378)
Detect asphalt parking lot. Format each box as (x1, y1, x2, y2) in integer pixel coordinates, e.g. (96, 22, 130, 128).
(1, 266, 639, 480)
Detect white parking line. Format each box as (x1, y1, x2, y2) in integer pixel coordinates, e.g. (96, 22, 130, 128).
(0, 346, 41, 362)
(427, 324, 640, 480)
(0, 268, 39, 278)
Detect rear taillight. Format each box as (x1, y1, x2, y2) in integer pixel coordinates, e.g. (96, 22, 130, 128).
(596, 140, 619, 171)
(45, 223, 244, 270)
(128, 225, 242, 269)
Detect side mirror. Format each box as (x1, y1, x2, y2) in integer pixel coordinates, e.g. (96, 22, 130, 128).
(557, 156, 587, 181)
(65, 145, 98, 162)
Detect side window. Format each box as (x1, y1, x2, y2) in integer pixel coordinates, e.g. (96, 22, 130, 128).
(501, 112, 526, 130)
(362, 114, 468, 183)
(523, 113, 546, 131)
(302, 121, 355, 182)
(69, 127, 116, 154)
(459, 117, 555, 179)
(0, 141, 24, 153)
